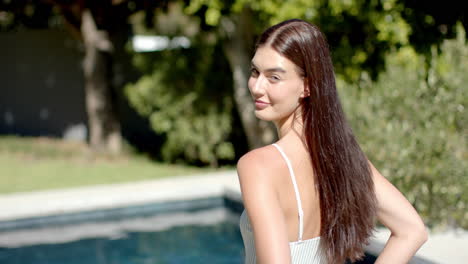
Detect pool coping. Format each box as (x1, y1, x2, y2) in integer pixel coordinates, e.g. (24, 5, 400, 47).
(0, 170, 241, 222)
(1, 171, 466, 263)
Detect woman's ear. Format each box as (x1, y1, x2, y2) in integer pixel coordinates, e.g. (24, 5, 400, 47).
(300, 79, 310, 98)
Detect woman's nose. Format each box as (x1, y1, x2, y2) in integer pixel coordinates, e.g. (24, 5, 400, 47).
(249, 75, 265, 97)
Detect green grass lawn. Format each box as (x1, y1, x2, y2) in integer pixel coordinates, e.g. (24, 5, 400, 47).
(0, 136, 220, 194)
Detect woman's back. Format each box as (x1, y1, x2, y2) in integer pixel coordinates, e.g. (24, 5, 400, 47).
(239, 142, 326, 263)
(273, 141, 321, 242)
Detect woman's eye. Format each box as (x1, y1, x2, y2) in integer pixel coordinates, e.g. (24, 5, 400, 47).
(250, 68, 259, 77)
(269, 75, 280, 82)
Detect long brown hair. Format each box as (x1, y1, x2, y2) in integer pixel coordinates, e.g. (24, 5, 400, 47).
(256, 19, 377, 263)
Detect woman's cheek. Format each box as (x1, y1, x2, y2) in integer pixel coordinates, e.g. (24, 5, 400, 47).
(247, 78, 255, 93)
(268, 88, 286, 104)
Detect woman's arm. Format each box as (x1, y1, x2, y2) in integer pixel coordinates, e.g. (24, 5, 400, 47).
(237, 151, 292, 264)
(370, 162, 428, 263)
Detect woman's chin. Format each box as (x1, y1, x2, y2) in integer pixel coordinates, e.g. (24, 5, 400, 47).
(254, 111, 275, 121)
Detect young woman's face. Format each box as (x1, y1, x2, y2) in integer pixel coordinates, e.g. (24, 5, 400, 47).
(248, 46, 306, 122)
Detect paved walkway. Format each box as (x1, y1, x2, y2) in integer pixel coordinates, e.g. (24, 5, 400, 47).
(0, 171, 466, 263)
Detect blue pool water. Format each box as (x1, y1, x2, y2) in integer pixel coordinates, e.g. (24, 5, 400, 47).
(0, 197, 245, 264)
(0, 220, 244, 264)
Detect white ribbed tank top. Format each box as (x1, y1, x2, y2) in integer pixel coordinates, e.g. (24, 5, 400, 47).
(239, 143, 327, 263)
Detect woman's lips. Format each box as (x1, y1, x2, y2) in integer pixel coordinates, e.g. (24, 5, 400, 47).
(255, 100, 270, 110)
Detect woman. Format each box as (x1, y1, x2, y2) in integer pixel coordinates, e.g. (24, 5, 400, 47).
(237, 19, 428, 264)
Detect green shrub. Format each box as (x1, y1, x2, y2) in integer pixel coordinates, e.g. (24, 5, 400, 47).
(339, 26, 467, 229)
(125, 43, 235, 167)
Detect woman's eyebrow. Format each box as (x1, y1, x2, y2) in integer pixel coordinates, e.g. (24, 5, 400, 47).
(251, 62, 286, 73)
(265, 67, 286, 73)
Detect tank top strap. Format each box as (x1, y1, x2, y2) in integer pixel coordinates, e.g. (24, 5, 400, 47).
(272, 143, 304, 241)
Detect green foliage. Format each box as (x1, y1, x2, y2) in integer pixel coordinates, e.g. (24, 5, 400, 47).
(184, 0, 466, 83)
(184, 0, 412, 82)
(125, 43, 235, 166)
(339, 26, 467, 229)
(399, 0, 467, 55)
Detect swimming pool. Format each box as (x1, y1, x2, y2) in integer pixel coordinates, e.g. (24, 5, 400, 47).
(0, 196, 245, 264)
(0, 193, 382, 264)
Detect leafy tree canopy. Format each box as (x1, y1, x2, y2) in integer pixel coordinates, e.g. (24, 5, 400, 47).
(184, 0, 466, 81)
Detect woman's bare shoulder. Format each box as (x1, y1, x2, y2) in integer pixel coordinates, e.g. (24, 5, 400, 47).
(237, 145, 281, 189)
(237, 145, 280, 172)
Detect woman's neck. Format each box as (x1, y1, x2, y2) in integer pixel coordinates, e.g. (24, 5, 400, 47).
(274, 108, 304, 140)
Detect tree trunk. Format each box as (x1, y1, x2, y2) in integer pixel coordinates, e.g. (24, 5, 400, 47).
(81, 9, 121, 154)
(220, 9, 276, 150)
